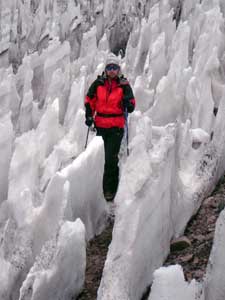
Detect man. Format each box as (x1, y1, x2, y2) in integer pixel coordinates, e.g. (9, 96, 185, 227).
(84, 53, 135, 201)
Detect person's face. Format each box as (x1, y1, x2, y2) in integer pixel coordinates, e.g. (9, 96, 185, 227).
(105, 64, 120, 79)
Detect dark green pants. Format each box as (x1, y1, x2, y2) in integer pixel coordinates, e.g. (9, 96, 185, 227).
(96, 127, 124, 195)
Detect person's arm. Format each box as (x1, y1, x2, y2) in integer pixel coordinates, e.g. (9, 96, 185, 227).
(120, 79, 136, 113)
(84, 79, 99, 126)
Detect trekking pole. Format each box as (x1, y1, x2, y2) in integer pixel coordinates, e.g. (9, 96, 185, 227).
(124, 108, 129, 156)
(84, 127, 90, 149)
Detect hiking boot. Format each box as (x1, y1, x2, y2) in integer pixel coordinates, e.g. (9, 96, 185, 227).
(104, 191, 116, 202)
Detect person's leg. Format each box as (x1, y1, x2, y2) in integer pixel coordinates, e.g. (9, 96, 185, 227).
(103, 128, 124, 200)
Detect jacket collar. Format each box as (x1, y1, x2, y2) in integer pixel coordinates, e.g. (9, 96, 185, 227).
(101, 72, 126, 85)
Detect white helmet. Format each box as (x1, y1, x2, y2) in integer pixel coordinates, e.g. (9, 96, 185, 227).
(105, 53, 120, 67)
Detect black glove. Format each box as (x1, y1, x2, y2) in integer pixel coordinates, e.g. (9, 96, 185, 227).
(85, 116, 93, 127)
(123, 98, 134, 113)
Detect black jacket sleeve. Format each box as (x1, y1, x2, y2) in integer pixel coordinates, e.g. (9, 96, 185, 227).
(120, 78, 136, 113)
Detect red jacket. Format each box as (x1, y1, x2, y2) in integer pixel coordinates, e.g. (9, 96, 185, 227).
(85, 74, 135, 128)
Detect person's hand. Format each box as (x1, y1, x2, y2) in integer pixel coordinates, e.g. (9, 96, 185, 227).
(85, 116, 93, 127)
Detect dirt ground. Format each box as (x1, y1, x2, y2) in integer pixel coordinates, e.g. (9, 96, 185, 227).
(76, 218, 114, 300)
(164, 175, 225, 281)
(75, 175, 225, 300)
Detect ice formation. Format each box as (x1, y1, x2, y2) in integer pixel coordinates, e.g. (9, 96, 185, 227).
(0, 0, 225, 300)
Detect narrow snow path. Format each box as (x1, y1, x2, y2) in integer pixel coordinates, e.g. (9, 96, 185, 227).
(75, 219, 114, 300)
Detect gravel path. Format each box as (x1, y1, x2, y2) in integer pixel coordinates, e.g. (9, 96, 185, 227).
(76, 218, 114, 300)
(164, 175, 225, 282)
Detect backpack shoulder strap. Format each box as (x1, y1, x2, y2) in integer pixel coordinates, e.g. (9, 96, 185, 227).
(119, 75, 129, 85)
(87, 74, 105, 98)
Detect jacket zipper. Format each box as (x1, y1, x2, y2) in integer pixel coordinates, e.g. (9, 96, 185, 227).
(106, 81, 112, 104)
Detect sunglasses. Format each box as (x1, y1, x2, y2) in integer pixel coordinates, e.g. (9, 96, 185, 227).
(105, 64, 120, 71)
